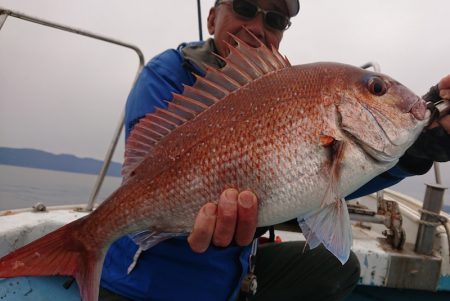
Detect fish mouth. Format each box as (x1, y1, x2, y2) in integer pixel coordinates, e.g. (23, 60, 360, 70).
(393, 84, 428, 120)
(408, 97, 427, 120)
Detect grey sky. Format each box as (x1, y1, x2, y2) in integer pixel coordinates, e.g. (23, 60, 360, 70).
(0, 0, 449, 199)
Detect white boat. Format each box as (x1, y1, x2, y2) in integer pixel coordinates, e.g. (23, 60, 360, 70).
(1, 190, 449, 300)
(1, 7, 449, 301)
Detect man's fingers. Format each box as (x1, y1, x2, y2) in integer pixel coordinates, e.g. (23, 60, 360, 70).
(440, 89, 450, 100)
(435, 74, 450, 132)
(187, 203, 217, 253)
(235, 190, 258, 246)
(212, 189, 238, 247)
(439, 115, 450, 134)
(438, 74, 450, 91)
(188, 188, 258, 252)
(438, 74, 450, 99)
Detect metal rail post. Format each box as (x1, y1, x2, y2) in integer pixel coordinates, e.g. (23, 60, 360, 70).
(415, 184, 447, 255)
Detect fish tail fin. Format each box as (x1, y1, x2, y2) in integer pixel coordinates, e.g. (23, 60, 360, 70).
(0, 217, 104, 301)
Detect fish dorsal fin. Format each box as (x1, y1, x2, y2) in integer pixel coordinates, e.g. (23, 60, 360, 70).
(122, 30, 291, 179)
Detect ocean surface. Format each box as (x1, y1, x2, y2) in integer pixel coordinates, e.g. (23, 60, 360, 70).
(0, 164, 121, 211)
(0, 164, 449, 212)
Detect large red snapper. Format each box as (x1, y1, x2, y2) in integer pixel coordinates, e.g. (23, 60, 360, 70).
(0, 34, 430, 301)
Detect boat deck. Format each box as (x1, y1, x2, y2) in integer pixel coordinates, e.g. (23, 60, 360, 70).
(0, 190, 449, 300)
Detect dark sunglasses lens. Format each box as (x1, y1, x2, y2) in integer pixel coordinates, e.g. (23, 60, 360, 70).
(233, 1, 257, 18)
(266, 12, 288, 30)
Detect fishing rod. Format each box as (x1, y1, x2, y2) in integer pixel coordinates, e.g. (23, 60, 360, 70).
(433, 99, 450, 119)
(197, 0, 203, 41)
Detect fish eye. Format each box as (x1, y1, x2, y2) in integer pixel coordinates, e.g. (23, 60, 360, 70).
(367, 77, 387, 96)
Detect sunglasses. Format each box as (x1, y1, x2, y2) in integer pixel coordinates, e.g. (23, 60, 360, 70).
(217, 0, 291, 31)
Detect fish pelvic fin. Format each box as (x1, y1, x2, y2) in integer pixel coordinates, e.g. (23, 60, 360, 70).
(0, 217, 105, 301)
(298, 198, 353, 264)
(126, 231, 186, 274)
(122, 30, 290, 181)
(129, 230, 186, 251)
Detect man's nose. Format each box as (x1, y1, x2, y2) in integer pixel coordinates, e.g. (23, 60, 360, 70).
(244, 13, 265, 41)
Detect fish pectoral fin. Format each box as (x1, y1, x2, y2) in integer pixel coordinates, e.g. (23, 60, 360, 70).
(322, 139, 346, 207)
(297, 219, 321, 249)
(297, 198, 352, 264)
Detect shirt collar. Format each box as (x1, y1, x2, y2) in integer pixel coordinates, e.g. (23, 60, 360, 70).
(180, 38, 225, 74)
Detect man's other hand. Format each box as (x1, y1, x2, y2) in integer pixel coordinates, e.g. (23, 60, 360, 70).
(437, 74, 450, 133)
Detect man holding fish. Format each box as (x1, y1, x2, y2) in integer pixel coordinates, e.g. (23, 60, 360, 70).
(96, 1, 450, 300)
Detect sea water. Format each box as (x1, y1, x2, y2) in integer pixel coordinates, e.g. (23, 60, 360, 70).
(0, 164, 449, 212)
(0, 164, 121, 211)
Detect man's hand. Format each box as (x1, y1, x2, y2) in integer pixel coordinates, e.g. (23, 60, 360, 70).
(399, 74, 450, 172)
(436, 74, 450, 133)
(439, 74, 450, 99)
(187, 189, 258, 253)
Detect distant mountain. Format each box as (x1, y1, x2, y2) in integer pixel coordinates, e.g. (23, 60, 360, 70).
(0, 147, 121, 177)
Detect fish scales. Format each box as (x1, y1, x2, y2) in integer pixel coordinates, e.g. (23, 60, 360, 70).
(83, 62, 419, 242)
(0, 35, 429, 301)
(101, 66, 344, 234)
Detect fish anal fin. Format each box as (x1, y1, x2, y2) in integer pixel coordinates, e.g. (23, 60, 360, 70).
(298, 199, 352, 264)
(126, 230, 185, 274)
(129, 230, 185, 251)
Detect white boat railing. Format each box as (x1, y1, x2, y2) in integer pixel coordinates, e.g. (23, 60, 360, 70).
(0, 7, 145, 211)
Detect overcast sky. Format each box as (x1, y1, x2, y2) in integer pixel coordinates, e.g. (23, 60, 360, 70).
(0, 0, 449, 200)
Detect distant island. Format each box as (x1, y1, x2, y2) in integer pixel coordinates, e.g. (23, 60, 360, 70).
(0, 147, 121, 177)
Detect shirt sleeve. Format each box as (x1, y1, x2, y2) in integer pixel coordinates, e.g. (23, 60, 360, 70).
(124, 49, 196, 140)
(346, 165, 415, 200)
